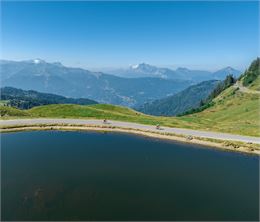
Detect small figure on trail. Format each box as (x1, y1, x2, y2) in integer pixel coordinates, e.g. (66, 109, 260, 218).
(103, 119, 108, 124)
(156, 124, 160, 130)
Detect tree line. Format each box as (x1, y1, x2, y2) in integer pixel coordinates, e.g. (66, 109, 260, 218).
(178, 74, 236, 116)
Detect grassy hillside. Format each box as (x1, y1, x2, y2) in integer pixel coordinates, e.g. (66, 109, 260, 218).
(0, 106, 30, 117)
(182, 86, 259, 136)
(248, 75, 260, 91)
(0, 104, 202, 129)
(28, 104, 201, 129)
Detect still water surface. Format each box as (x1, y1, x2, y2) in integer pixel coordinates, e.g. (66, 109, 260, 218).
(1, 131, 259, 221)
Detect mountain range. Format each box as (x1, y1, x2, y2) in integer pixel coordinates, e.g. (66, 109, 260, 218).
(108, 63, 241, 82)
(0, 59, 191, 107)
(0, 59, 241, 107)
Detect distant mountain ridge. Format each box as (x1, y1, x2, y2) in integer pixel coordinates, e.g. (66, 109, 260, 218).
(108, 63, 241, 82)
(0, 87, 98, 109)
(137, 80, 219, 116)
(0, 59, 191, 107)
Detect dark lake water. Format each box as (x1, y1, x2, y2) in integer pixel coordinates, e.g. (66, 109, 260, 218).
(1, 131, 259, 221)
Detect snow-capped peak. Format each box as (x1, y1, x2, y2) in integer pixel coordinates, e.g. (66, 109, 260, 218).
(130, 63, 155, 71)
(126, 63, 169, 78)
(131, 64, 140, 69)
(32, 58, 45, 64)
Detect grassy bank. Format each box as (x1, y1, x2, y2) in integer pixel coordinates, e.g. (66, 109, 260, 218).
(1, 123, 259, 155)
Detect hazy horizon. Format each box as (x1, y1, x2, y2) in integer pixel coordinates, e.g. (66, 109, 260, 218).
(0, 57, 246, 73)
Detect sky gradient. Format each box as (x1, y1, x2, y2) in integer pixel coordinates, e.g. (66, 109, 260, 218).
(1, 1, 259, 71)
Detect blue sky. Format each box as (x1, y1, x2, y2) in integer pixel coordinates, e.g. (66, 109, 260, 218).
(1, 1, 259, 71)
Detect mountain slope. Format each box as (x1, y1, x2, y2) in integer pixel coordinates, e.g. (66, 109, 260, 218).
(137, 80, 219, 116)
(240, 57, 260, 90)
(0, 60, 191, 107)
(0, 103, 203, 131)
(180, 75, 236, 116)
(0, 87, 98, 109)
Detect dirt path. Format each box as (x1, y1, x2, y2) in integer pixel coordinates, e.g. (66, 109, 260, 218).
(233, 82, 260, 94)
(1, 118, 259, 144)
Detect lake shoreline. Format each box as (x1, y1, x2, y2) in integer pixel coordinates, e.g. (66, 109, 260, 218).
(1, 124, 259, 156)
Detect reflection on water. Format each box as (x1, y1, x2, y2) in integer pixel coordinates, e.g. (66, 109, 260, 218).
(1, 131, 259, 221)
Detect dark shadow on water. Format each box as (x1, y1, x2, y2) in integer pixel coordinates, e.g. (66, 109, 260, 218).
(1, 131, 259, 221)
